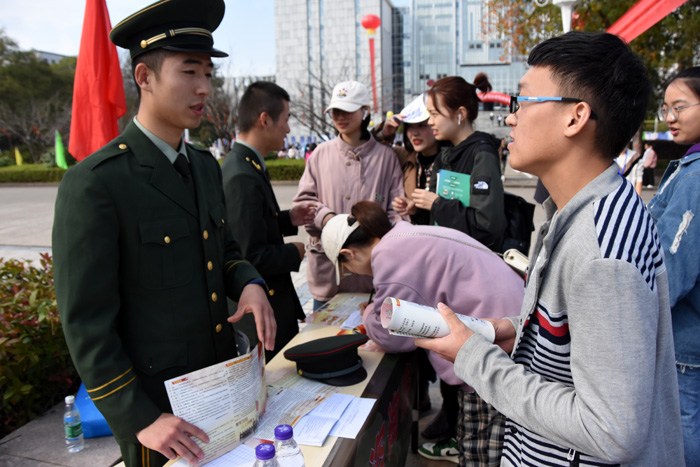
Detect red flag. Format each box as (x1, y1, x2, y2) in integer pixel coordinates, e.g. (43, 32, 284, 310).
(607, 0, 689, 42)
(69, 0, 126, 161)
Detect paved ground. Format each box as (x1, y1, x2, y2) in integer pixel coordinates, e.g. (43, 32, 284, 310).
(0, 163, 657, 466)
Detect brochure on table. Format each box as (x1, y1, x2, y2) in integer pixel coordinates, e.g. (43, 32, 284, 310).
(304, 293, 368, 327)
(304, 293, 384, 352)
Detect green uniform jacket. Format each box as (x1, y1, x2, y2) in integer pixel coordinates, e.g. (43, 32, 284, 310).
(221, 142, 305, 359)
(53, 122, 261, 444)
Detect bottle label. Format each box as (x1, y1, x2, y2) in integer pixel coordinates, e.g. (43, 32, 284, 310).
(65, 422, 83, 439)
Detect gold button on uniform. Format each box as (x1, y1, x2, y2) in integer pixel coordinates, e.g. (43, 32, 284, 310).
(215, 324, 223, 333)
(164, 236, 171, 244)
(203, 230, 209, 240)
(211, 292, 218, 302)
(346, 161, 351, 166)
(118, 143, 127, 150)
(221, 218, 225, 224)
(269, 289, 275, 296)
(346, 195, 351, 200)
(207, 261, 213, 271)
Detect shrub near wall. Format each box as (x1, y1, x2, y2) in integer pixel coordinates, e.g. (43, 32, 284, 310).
(0, 165, 66, 183)
(0, 254, 78, 438)
(264, 159, 306, 181)
(0, 159, 307, 183)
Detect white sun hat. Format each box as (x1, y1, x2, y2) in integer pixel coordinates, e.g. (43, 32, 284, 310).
(321, 214, 361, 284)
(400, 93, 430, 124)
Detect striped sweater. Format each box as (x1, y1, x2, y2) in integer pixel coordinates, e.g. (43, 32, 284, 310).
(454, 164, 684, 466)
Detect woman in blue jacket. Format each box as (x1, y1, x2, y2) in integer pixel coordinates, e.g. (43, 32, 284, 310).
(648, 66, 700, 466)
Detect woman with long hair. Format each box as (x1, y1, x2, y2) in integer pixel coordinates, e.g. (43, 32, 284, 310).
(375, 93, 448, 226)
(414, 75, 506, 251)
(403, 75, 507, 450)
(648, 66, 700, 466)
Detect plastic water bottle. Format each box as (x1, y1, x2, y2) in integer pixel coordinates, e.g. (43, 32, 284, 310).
(253, 443, 280, 467)
(274, 425, 305, 467)
(63, 395, 84, 453)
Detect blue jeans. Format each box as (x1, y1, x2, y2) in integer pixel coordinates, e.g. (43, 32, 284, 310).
(678, 362, 700, 465)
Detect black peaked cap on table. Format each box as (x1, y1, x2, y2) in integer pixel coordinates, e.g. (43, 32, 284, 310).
(110, 0, 228, 59)
(284, 334, 369, 387)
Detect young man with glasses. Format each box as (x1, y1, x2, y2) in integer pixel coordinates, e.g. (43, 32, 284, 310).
(415, 31, 684, 465)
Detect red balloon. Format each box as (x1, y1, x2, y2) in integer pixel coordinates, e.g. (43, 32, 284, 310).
(427, 79, 435, 87)
(361, 14, 381, 30)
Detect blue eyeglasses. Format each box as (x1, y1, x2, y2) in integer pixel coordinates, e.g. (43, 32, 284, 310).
(510, 96, 598, 120)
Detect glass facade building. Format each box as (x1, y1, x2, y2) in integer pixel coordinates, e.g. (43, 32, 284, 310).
(275, 0, 403, 139)
(407, 0, 525, 100)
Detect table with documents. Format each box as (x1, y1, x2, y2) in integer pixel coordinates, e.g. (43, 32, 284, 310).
(267, 322, 417, 466)
(164, 293, 417, 466)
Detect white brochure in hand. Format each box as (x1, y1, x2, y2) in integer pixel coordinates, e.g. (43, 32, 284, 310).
(381, 297, 495, 342)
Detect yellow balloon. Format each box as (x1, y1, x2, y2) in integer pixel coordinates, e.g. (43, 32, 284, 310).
(369, 120, 375, 127)
(386, 111, 394, 119)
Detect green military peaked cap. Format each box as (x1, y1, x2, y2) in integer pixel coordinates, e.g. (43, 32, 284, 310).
(110, 0, 228, 59)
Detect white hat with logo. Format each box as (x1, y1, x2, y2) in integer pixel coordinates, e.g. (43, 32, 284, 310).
(325, 81, 371, 113)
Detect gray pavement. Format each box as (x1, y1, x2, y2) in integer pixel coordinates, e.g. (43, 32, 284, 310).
(0, 169, 657, 466)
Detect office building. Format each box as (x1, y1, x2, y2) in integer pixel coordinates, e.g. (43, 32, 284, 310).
(275, 0, 403, 140)
(408, 0, 525, 100)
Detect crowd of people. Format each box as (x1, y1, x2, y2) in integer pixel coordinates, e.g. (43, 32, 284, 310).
(50, 0, 698, 465)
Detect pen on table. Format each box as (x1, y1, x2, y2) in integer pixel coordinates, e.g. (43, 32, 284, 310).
(368, 288, 375, 305)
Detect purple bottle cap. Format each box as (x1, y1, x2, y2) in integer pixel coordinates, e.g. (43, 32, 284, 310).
(274, 424, 293, 441)
(255, 443, 275, 460)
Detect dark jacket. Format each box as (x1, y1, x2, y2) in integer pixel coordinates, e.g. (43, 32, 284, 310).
(53, 122, 261, 444)
(429, 131, 505, 251)
(221, 142, 305, 360)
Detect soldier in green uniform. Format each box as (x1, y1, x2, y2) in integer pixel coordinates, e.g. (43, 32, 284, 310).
(221, 82, 316, 360)
(52, 1, 275, 466)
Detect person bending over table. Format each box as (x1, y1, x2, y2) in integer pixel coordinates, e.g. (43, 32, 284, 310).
(320, 201, 524, 465)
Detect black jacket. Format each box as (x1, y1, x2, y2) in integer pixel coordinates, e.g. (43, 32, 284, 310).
(429, 131, 505, 251)
(221, 142, 305, 360)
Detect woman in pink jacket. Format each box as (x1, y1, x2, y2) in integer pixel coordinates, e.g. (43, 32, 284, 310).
(321, 201, 524, 464)
(293, 81, 405, 309)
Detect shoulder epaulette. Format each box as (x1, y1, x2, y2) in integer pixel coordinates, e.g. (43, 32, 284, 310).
(244, 156, 263, 172)
(80, 140, 131, 170)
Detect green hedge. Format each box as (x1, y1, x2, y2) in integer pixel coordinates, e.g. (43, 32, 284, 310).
(0, 255, 78, 438)
(265, 159, 306, 181)
(0, 159, 306, 183)
(0, 165, 66, 183)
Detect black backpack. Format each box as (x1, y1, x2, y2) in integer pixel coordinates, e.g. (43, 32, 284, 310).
(502, 192, 535, 255)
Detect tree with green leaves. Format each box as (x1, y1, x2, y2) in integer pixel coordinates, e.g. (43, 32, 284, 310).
(0, 29, 75, 163)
